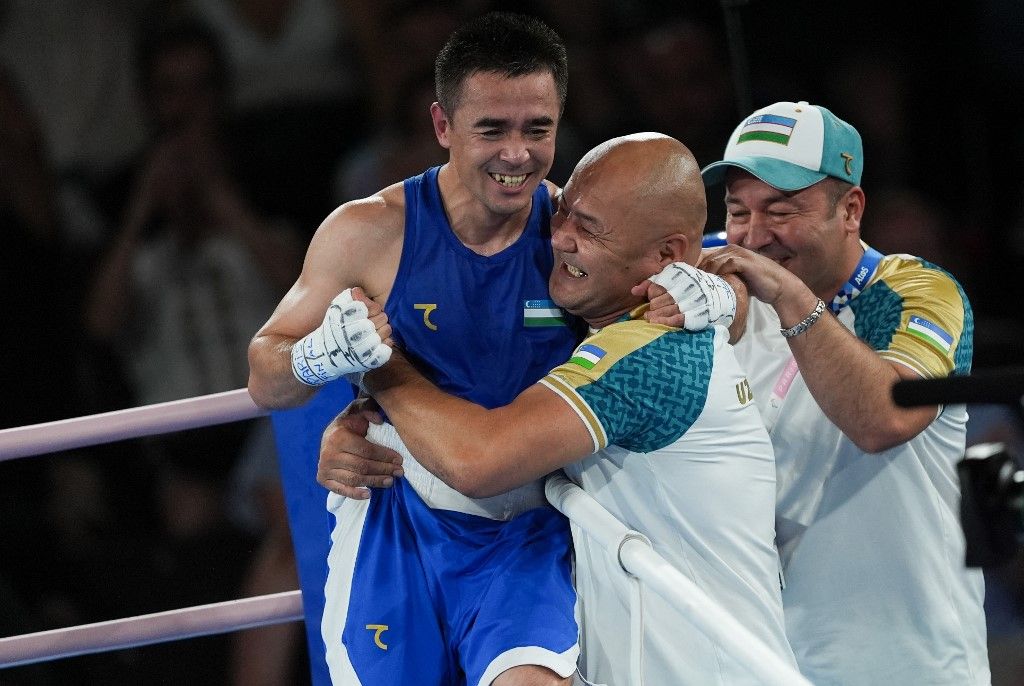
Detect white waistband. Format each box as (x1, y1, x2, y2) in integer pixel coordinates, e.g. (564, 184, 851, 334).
(367, 422, 548, 520)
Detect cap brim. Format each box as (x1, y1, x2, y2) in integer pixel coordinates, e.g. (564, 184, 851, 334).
(701, 157, 827, 192)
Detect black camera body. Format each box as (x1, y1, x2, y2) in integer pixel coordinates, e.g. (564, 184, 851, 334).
(893, 368, 1024, 568)
(959, 442, 1024, 567)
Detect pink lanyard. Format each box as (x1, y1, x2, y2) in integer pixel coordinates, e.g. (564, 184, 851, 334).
(763, 357, 799, 434)
(761, 245, 883, 433)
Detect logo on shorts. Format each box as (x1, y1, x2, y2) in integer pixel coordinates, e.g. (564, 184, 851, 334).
(414, 304, 438, 331)
(365, 624, 389, 650)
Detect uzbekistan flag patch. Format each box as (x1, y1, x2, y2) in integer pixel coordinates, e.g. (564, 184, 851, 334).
(906, 315, 954, 354)
(737, 113, 797, 145)
(524, 299, 566, 327)
(570, 343, 606, 370)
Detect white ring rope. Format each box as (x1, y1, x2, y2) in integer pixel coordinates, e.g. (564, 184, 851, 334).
(0, 591, 303, 669)
(0, 388, 266, 462)
(0, 393, 808, 682)
(0, 388, 287, 670)
(545, 473, 812, 686)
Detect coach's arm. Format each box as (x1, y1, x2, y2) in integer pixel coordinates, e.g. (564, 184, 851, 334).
(341, 350, 594, 498)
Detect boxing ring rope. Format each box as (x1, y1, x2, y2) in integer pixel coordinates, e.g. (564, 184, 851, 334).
(1, 389, 809, 684)
(0, 591, 304, 669)
(0, 388, 266, 462)
(0, 389, 305, 669)
(546, 473, 811, 686)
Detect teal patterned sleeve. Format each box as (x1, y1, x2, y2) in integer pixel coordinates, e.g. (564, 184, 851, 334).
(541, 321, 715, 453)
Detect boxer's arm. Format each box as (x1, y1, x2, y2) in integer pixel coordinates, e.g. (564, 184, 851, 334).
(248, 188, 403, 408)
(361, 351, 593, 498)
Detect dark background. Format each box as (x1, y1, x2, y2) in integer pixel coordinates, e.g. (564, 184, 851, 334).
(1, 1, 1022, 684)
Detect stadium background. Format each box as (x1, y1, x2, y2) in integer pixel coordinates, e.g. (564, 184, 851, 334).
(1, 1, 1022, 684)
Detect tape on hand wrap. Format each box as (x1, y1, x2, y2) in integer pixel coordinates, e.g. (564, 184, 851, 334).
(291, 289, 392, 386)
(650, 262, 736, 331)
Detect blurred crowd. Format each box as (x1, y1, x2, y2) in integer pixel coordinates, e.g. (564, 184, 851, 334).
(0, 0, 1022, 684)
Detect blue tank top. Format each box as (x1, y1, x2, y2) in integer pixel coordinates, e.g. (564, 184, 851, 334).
(386, 167, 581, 409)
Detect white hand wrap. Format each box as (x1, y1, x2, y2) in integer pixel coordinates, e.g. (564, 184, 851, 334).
(291, 289, 392, 387)
(650, 262, 736, 331)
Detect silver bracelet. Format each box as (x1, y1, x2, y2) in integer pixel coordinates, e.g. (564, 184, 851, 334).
(780, 298, 827, 338)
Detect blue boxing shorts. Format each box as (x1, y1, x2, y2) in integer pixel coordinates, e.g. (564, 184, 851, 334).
(321, 423, 579, 686)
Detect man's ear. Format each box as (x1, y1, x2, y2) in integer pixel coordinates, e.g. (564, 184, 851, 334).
(430, 102, 452, 149)
(841, 186, 866, 234)
(658, 234, 690, 267)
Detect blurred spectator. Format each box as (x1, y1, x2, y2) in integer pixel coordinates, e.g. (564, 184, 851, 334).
(85, 20, 299, 403)
(345, 0, 462, 122)
(0, 0, 146, 177)
(175, 0, 371, 232)
(608, 17, 735, 229)
(185, 0, 360, 111)
(332, 67, 445, 202)
(609, 18, 734, 169)
(824, 51, 914, 192)
(82, 17, 304, 684)
(553, 45, 625, 176)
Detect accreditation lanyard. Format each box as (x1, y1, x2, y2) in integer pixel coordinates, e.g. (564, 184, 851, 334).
(829, 245, 883, 314)
(762, 245, 884, 434)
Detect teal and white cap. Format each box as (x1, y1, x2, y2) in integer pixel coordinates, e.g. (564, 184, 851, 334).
(701, 101, 863, 191)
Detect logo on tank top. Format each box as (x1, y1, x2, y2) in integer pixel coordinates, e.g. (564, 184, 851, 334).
(365, 624, 389, 650)
(414, 304, 438, 331)
(523, 299, 567, 327)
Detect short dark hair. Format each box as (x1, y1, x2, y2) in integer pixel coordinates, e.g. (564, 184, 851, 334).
(434, 12, 568, 116)
(824, 178, 854, 218)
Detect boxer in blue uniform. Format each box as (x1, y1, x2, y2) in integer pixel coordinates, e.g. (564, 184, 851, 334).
(384, 167, 581, 409)
(322, 166, 583, 685)
(249, 14, 583, 685)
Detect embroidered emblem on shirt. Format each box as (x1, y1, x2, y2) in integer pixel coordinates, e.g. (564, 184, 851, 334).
(414, 304, 438, 331)
(523, 299, 566, 327)
(735, 378, 754, 404)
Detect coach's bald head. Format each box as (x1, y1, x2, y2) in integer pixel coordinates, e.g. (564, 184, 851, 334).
(549, 132, 706, 328)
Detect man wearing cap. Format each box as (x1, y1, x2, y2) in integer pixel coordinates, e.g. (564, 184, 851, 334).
(693, 101, 990, 684)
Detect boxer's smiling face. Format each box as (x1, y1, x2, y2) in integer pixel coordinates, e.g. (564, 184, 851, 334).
(431, 70, 559, 220)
